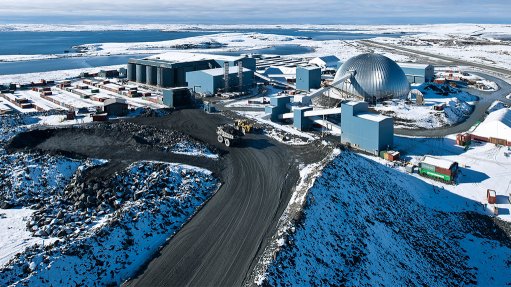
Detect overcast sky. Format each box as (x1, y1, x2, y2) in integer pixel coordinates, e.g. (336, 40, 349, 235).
(0, 0, 509, 24)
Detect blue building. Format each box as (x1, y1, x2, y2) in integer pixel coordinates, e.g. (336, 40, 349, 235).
(186, 66, 254, 95)
(308, 55, 341, 69)
(397, 63, 435, 84)
(265, 95, 292, 121)
(296, 66, 321, 91)
(341, 101, 394, 155)
(127, 52, 256, 88)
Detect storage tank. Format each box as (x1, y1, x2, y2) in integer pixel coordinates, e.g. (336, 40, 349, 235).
(136, 64, 147, 83)
(127, 63, 136, 81)
(146, 65, 157, 85)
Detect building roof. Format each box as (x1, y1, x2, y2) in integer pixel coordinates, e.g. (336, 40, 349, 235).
(421, 156, 456, 169)
(198, 67, 251, 76)
(309, 55, 340, 67)
(471, 108, 511, 141)
(356, 112, 389, 122)
(298, 65, 321, 71)
(334, 53, 410, 100)
(0, 102, 11, 111)
(146, 51, 247, 64)
(104, 98, 128, 106)
(397, 63, 433, 69)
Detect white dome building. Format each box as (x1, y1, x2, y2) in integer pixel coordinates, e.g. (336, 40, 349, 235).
(333, 53, 410, 102)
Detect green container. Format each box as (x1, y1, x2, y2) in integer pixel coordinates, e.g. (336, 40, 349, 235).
(419, 168, 452, 182)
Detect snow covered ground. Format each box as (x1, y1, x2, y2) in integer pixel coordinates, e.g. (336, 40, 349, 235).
(374, 83, 476, 129)
(0, 208, 47, 267)
(371, 25, 511, 70)
(0, 65, 124, 85)
(263, 150, 511, 286)
(393, 135, 511, 222)
(0, 161, 219, 286)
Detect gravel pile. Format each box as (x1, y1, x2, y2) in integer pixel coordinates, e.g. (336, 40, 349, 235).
(0, 161, 219, 287)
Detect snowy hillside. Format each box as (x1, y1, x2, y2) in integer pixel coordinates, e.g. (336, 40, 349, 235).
(263, 151, 511, 286)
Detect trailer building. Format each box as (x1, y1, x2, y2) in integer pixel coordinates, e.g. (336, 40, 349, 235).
(418, 156, 458, 182)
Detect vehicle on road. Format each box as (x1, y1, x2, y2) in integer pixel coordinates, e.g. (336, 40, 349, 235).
(234, 119, 253, 134)
(217, 124, 243, 147)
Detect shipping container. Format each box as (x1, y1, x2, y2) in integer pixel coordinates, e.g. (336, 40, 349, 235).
(418, 168, 452, 182)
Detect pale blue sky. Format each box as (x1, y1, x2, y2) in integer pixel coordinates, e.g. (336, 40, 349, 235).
(0, 0, 509, 24)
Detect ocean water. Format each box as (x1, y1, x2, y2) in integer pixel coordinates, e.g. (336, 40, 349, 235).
(0, 28, 407, 75)
(0, 54, 151, 76)
(0, 30, 214, 55)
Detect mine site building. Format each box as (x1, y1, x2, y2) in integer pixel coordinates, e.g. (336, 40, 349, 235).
(296, 66, 321, 91)
(103, 98, 128, 117)
(186, 66, 254, 95)
(308, 55, 341, 69)
(418, 156, 458, 182)
(397, 63, 435, 84)
(340, 101, 394, 155)
(127, 52, 256, 89)
(470, 108, 511, 146)
(162, 87, 192, 108)
(98, 69, 120, 78)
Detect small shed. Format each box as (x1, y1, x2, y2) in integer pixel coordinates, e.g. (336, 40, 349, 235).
(487, 189, 497, 204)
(456, 133, 471, 146)
(103, 98, 128, 117)
(66, 111, 76, 120)
(92, 113, 108, 122)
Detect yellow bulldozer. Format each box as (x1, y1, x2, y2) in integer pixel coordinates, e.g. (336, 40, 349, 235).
(234, 119, 253, 134)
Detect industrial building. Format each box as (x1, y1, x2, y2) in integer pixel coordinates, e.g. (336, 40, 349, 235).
(340, 101, 394, 154)
(470, 108, 511, 146)
(332, 53, 410, 103)
(296, 66, 321, 91)
(103, 98, 128, 116)
(127, 52, 256, 89)
(398, 63, 435, 83)
(308, 55, 341, 69)
(186, 66, 254, 95)
(162, 88, 192, 108)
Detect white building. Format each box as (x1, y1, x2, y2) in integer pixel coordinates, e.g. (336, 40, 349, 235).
(309, 56, 341, 69)
(471, 108, 511, 146)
